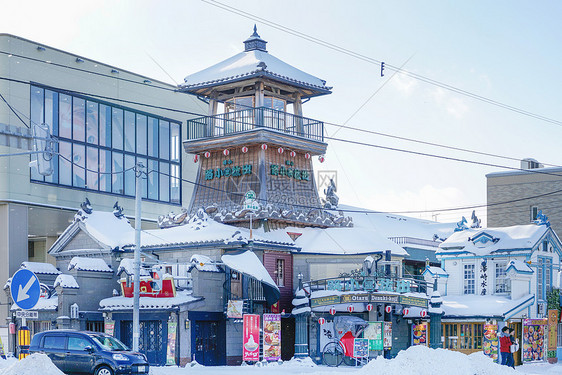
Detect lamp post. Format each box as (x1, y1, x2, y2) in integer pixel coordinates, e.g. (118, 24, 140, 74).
(132, 162, 144, 352)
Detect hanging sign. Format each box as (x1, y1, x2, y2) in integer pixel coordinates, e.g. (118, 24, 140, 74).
(243, 314, 260, 362)
(104, 321, 115, 336)
(227, 300, 244, 319)
(166, 322, 177, 366)
(263, 314, 281, 361)
(482, 324, 499, 362)
(548, 310, 558, 355)
(411, 323, 428, 346)
(383, 322, 393, 349)
(523, 318, 547, 362)
(364, 322, 383, 351)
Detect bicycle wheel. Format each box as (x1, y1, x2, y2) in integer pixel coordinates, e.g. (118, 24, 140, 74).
(342, 355, 357, 366)
(322, 341, 344, 367)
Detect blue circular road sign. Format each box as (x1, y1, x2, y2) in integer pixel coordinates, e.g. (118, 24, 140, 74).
(10, 269, 40, 310)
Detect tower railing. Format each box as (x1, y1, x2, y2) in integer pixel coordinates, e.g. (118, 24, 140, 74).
(187, 107, 324, 142)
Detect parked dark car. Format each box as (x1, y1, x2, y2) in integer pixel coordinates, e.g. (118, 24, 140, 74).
(29, 330, 149, 375)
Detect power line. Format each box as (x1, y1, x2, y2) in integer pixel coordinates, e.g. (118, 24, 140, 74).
(201, 0, 562, 128)
(0, 93, 29, 128)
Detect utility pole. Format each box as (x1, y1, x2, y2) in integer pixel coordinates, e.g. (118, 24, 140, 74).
(132, 162, 144, 352)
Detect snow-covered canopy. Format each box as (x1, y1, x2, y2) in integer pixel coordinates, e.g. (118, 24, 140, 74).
(54, 274, 79, 289)
(423, 266, 448, 277)
(506, 259, 533, 274)
(21, 261, 60, 275)
(437, 224, 549, 256)
(68, 257, 112, 273)
(99, 290, 201, 311)
(442, 294, 534, 319)
(221, 250, 280, 305)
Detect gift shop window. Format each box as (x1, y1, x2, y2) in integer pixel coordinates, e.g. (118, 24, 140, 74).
(443, 322, 483, 352)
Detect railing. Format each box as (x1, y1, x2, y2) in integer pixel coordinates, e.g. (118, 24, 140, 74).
(304, 274, 429, 295)
(187, 107, 324, 142)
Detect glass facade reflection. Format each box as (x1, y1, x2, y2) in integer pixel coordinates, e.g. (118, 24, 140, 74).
(30, 85, 181, 204)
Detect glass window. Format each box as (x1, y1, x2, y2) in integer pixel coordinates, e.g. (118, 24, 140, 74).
(275, 259, 284, 286)
(170, 123, 180, 162)
(159, 162, 169, 202)
(86, 101, 98, 144)
(136, 114, 147, 155)
(73, 144, 85, 188)
(72, 97, 85, 142)
(112, 108, 123, 150)
(99, 104, 111, 147)
(124, 155, 135, 196)
(112, 152, 123, 194)
(99, 149, 112, 192)
(30, 87, 44, 127)
(124, 111, 135, 153)
(59, 141, 72, 186)
(59, 94, 72, 139)
(45, 142, 59, 184)
(43, 335, 66, 350)
(159, 120, 170, 160)
(45, 90, 58, 136)
(463, 263, 475, 295)
(148, 117, 158, 157)
(170, 164, 180, 204)
(86, 147, 98, 190)
(68, 336, 91, 351)
(531, 206, 538, 221)
(495, 262, 510, 293)
(137, 157, 148, 199)
(148, 159, 158, 200)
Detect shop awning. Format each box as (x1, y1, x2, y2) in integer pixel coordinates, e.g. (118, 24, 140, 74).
(221, 250, 280, 306)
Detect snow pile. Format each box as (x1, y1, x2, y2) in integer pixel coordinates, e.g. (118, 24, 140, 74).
(0, 353, 64, 375)
(361, 346, 515, 375)
(282, 356, 317, 368)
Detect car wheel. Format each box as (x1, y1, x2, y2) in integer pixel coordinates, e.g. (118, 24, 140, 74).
(94, 365, 114, 375)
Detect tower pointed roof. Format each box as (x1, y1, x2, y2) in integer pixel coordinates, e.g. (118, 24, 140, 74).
(244, 25, 268, 52)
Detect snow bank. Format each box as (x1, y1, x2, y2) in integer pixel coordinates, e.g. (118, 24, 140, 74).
(360, 346, 515, 375)
(0, 353, 64, 375)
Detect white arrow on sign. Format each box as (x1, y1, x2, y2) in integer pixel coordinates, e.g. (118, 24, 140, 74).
(17, 276, 36, 303)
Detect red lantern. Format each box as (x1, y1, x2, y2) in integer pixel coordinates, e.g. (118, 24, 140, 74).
(318, 317, 326, 325)
(385, 305, 392, 314)
(329, 307, 336, 315)
(420, 310, 427, 318)
(403, 308, 410, 316)
(223, 149, 230, 156)
(278, 147, 284, 154)
(366, 304, 373, 312)
(347, 305, 354, 313)
(261, 144, 268, 151)
(304, 153, 311, 160)
(193, 154, 199, 163)
(290, 150, 296, 158)
(204, 151, 211, 158)
(318, 155, 325, 163)
(241, 146, 249, 153)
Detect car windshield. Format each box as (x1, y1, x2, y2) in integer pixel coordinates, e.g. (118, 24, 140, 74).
(90, 334, 129, 351)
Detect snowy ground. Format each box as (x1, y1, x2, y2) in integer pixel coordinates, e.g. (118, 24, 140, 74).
(2, 347, 562, 375)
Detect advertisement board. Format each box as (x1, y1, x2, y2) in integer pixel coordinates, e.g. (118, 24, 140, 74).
(166, 322, 177, 365)
(227, 300, 244, 319)
(411, 323, 428, 346)
(364, 322, 383, 351)
(263, 314, 281, 361)
(383, 322, 393, 349)
(523, 318, 547, 362)
(243, 314, 260, 362)
(482, 324, 499, 362)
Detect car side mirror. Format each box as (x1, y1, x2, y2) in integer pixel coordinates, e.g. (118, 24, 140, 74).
(84, 346, 95, 353)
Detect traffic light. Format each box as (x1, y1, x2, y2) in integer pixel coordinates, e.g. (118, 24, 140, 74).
(31, 122, 53, 176)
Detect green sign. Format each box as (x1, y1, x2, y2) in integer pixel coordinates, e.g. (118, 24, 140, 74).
(166, 322, 177, 365)
(310, 295, 340, 308)
(205, 160, 253, 180)
(399, 295, 428, 308)
(269, 161, 310, 181)
(365, 322, 383, 351)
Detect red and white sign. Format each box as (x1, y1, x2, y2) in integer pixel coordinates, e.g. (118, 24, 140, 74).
(193, 155, 199, 163)
(403, 308, 410, 316)
(241, 146, 249, 153)
(329, 308, 336, 315)
(290, 151, 296, 157)
(204, 151, 211, 158)
(318, 155, 325, 163)
(385, 305, 392, 314)
(347, 305, 354, 313)
(420, 310, 427, 318)
(223, 149, 230, 156)
(243, 314, 260, 362)
(304, 153, 311, 159)
(318, 317, 326, 325)
(366, 304, 373, 312)
(277, 147, 284, 154)
(261, 144, 268, 151)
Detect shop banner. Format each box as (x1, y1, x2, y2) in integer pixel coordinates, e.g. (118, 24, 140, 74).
(411, 323, 428, 346)
(227, 300, 244, 319)
(319, 320, 336, 353)
(263, 314, 281, 361)
(383, 322, 393, 349)
(243, 314, 260, 362)
(166, 322, 177, 366)
(482, 324, 499, 362)
(104, 321, 115, 336)
(548, 309, 558, 352)
(353, 338, 369, 358)
(364, 322, 383, 350)
(523, 318, 547, 362)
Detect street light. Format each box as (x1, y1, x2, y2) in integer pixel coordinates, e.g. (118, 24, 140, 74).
(132, 162, 145, 352)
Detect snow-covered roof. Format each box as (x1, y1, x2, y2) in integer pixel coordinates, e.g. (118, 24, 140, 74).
(116, 259, 150, 277)
(190, 254, 220, 272)
(81, 211, 135, 249)
(506, 259, 533, 274)
(11, 296, 58, 311)
(269, 226, 408, 256)
(422, 266, 449, 277)
(99, 290, 201, 311)
(437, 224, 549, 256)
(68, 257, 112, 273)
(442, 294, 535, 319)
(21, 262, 61, 275)
(54, 274, 79, 289)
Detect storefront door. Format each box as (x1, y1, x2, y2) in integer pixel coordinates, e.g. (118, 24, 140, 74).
(194, 321, 220, 365)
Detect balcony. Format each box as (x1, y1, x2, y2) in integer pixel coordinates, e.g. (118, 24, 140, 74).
(187, 107, 324, 142)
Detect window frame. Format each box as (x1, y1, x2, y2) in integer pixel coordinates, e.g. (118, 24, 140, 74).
(463, 263, 476, 295)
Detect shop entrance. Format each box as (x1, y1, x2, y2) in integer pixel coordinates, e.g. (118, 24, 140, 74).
(281, 317, 295, 360)
(190, 311, 226, 366)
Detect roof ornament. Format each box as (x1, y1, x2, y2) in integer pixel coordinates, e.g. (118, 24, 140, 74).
(244, 25, 268, 52)
(323, 179, 339, 209)
(470, 210, 481, 228)
(533, 210, 550, 227)
(454, 216, 468, 232)
(80, 197, 93, 214)
(113, 201, 124, 219)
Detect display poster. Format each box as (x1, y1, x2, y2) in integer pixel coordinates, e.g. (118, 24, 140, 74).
(548, 309, 558, 352)
(482, 324, 499, 362)
(523, 318, 547, 362)
(364, 322, 383, 351)
(166, 322, 177, 365)
(227, 300, 244, 319)
(411, 323, 428, 346)
(104, 321, 115, 336)
(353, 338, 369, 358)
(263, 314, 281, 361)
(243, 314, 260, 362)
(319, 320, 335, 353)
(383, 322, 393, 349)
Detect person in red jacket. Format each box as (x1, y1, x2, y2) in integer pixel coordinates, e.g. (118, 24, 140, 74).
(499, 326, 512, 366)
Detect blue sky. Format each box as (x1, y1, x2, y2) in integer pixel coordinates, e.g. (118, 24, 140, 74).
(3, 0, 562, 225)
